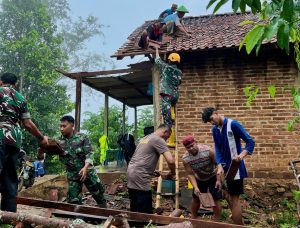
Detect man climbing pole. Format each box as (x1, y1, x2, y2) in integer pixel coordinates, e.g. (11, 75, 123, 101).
(154, 47, 182, 147)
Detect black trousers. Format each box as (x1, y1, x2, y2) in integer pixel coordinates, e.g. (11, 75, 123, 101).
(128, 188, 153, 214)
(0, 144, 20, 212)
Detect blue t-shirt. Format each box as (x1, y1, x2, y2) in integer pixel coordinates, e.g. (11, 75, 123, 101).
(34, 160, 45, 177)
(164, 13, 181, 26)
(212, 118, 255, 179)
(159, 9, 173, 18)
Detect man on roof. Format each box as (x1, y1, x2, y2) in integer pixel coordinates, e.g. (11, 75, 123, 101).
(158, 4, 178, 19)
(138, 19, 165, 49)
(163, 5, 191, 37)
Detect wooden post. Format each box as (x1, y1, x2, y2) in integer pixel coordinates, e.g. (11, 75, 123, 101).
(134, 106, 137, 139)
(104, 94, 109, 136)
(152, 65, 161, 128)
(75, 75, 82, 131)
(122, 102, 126, 134)
(153, 64, 164, 208)
(175, 106, 179, 209)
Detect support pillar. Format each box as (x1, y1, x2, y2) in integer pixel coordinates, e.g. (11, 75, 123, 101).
(134, 106, 137, 139)
(104, 94, 109, 136)
(75, 75, 82, 132)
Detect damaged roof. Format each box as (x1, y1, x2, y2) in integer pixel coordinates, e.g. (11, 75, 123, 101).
(112, 12, 270, 59)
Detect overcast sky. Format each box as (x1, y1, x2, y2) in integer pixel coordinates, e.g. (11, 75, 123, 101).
(67, 0, 232, 123)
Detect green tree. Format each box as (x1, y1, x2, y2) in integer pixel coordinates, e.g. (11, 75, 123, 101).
(137, 106, 154, 138)
(0, 0, 73, 158)
(82, 105, 133, 165)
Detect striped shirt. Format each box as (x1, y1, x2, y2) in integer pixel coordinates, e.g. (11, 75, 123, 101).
(182, 145, 216, 181)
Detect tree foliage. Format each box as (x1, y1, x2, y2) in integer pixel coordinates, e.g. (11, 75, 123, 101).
(0, 0, 73, 158)
(82, 106, 154, 165)
(0, 0, 111, 167)
(81, 105, 133, 164)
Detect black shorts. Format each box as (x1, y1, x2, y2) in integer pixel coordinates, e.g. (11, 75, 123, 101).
(192, 175, 222, 200)
(226, 179, 244, 195)
(128, 188, 153, 214)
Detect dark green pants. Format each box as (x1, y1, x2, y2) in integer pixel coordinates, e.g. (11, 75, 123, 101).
(67, 168, 106, 207)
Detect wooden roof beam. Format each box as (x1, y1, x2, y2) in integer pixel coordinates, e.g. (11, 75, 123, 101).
(56, 68, 141, 78)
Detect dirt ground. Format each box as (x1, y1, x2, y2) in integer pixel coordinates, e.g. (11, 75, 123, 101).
(13, 175, 299, 228)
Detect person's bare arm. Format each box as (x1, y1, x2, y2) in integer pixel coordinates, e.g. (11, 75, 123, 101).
(177, 24, 191, 37)
(183, 160, 200, 196)
(162, 151, 176, 177)
(22, 119, 48, 146)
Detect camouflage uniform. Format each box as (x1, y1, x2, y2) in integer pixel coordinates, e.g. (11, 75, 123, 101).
(59, 132, 106, 207)
(155, 57, 182, 127)
(0, 85, 31, 212)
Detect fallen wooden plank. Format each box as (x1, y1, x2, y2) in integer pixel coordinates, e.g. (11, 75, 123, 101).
(17, 197, 249, 228)
(0, 210, 95, 228)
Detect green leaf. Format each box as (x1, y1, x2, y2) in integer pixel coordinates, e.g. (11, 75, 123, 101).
(239, 20, 254, 26)
(240, 0, 247, 13)
(281, 0, 294, 22)
(290, 27, 297, 42)
(277, 23, 290, 54)
(243, 25, 265, 54)
(288, 119, 294, 131)
(294, 94, 300, 109)
(268, 85, 276, 98)
(206, 0, 218, 10)
(264, 18, 279, 40)
(253, 0, 262, 12)
(213, 0, 230, 13)
(232, 0, 241, 12)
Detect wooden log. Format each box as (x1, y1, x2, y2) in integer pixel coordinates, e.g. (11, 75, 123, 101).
(0, 210, 95, 228)
(169, 209, 183, 217)
(157, 221, 194, 228)
(17, 197, 248, 228)
(102, 215, 114, 228)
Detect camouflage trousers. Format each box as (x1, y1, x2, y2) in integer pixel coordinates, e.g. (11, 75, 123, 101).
(161, 95, 177, 127)
(66, 168, 106, 207)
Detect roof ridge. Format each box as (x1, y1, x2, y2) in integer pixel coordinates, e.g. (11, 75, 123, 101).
(143, 11, 253, 23)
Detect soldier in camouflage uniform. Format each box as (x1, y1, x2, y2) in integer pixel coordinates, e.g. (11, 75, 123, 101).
(59, 115, 106, 208)
(155, 48, 182, 127)
(0, 72, 48, 212)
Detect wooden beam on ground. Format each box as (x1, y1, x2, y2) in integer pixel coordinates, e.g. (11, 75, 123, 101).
(0, 210, 92, 228)
(17, 197, 247, 228)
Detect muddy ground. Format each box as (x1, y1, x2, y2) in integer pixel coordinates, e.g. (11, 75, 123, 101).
(14, 175, 300, 228)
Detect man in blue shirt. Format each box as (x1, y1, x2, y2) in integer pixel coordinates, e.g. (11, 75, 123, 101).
(202, 107, 255, 225)
(158, 4, 177, 19)
(163, 5, 191, 37)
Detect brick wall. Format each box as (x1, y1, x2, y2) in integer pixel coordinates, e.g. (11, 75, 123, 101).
(174, 47, 300, 180)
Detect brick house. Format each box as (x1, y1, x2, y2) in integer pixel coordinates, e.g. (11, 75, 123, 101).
(113, 12, 300, 192)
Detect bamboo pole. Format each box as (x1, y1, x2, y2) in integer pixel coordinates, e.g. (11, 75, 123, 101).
(175, 106, 180, 209)
(153, 64, 163, 209)
(156, 156, 164, 208)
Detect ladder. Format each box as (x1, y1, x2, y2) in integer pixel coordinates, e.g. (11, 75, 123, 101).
(155, 105, 180, 209)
